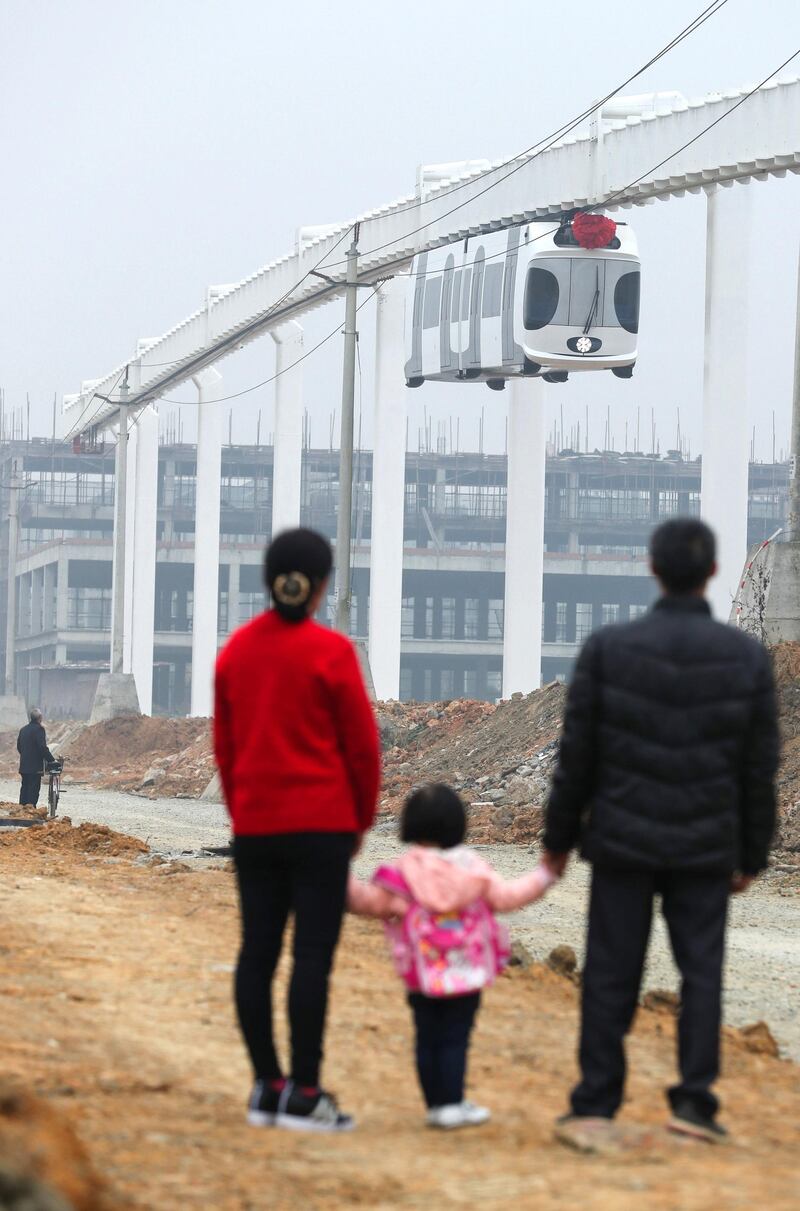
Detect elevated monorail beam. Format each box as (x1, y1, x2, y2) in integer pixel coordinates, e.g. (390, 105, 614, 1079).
(64, 78, 800, 432)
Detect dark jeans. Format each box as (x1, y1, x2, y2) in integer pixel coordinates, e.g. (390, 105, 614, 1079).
(572, 866, 729, 1120)
(233, 831, 353, 1089)
(408, 991, 481, 1108)
(20, 774, 42, 806)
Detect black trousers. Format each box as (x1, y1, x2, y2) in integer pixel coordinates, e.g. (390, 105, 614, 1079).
(408, 991, 481, 1108)
(572, 866, 729, 1120)
(19, 774, 42, 807)
(233, 831, 353, 1089)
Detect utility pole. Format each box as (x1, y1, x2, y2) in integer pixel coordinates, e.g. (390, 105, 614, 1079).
(4, 460, 21, 696)
(790, 246, 800, 541)
(335, 225, 359, 633)
(111, 373, 130, 674)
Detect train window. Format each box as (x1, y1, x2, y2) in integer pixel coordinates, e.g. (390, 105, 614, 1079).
(422, 278, 442, 329)
(482, 263, 504, 317)
(568, 259, 605, 329)
(614, 271, 640, 333)
(523, 267, 559, 330)
(460, 268, 472, 320)
(450, 270, 462, 320)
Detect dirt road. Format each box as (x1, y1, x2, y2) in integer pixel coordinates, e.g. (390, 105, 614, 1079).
(3, 778, 798, 1061)
(1, 820, 799, 1210)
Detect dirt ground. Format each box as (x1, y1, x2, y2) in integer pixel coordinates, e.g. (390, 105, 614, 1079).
(1, 821, 798, 1210)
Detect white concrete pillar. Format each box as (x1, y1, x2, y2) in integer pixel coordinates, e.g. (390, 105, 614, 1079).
(701, 183, 752, 621)
(502, 377, 546, 698)
(270, 322, 303, 534)
(121, 419, 138, 674)
(56, 551, 69, 633)
(131, 405, 159, 714)
(227, 558, 241, 635)
(368, 279, 407, 700)
(190, 367, 223, 717)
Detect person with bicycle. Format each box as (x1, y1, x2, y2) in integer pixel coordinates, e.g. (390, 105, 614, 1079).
(17, 708, 55, 807)
(214, 528, 381, 1134)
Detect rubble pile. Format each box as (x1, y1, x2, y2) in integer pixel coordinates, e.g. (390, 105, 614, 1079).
(379, 682, 566, 844)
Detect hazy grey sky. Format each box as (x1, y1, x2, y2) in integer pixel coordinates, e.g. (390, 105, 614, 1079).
(2, 0, 799, 459)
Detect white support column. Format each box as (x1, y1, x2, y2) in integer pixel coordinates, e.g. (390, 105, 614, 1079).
(121, 419, 138, 674)
(191, 367, 223, 717)
(131, 405, 159, 714)
(502, 377, 546, 698)
(270, 322, 303, 535)
(368, 279, 406, 700)
(701, 183, 752, 622)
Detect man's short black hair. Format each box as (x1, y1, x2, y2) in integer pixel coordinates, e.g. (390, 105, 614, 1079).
(649, 518, 716, 594)
(400, 783, 467, 850)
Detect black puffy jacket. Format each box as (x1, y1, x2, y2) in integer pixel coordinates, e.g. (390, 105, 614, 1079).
(544, 596, 779, 874)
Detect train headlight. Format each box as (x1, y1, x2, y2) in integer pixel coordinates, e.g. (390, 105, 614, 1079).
(567, 336, 603, 355)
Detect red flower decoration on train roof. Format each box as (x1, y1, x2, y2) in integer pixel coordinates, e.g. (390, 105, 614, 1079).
(572, 212, 617, 249)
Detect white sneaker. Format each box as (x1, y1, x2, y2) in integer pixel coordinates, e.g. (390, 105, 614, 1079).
(428, 1101, 491, 1129)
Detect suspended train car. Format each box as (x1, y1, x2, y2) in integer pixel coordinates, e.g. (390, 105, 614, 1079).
(404, 213, 640, 388)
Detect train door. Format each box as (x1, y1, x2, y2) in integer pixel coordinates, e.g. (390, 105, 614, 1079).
(480, 256, 504, 371)
(465, 246, 485, 373)
(405, 252, 427, 381)
(439, 253, 455, 375)
(421, 269, 442, 375)
(502, 228, 523, 367)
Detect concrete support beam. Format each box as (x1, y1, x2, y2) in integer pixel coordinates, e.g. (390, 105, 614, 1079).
(502, 378, 546, 698)
(131, 406, 159, 714)
(227, 559, 241, 635)
(368, 279, 406, 700)
(191, 367, 223, 717)
(701, 184, 752, 621)
(270, 322, 303, 535)
(121, 419, 138, 673)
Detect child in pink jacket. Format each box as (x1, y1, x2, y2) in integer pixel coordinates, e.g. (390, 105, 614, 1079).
(348, 783, 556, 1129)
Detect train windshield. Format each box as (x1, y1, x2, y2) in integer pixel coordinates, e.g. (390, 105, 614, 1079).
(523, 259, 640, 332)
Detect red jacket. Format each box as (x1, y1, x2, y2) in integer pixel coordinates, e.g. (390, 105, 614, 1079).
(213, 610, 381, 837)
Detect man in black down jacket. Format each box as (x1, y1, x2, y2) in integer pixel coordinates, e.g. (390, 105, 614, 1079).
(17, 708, 55, 806)
(544, 519, 778, 1143)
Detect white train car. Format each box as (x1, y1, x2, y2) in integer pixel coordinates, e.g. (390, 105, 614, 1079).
(404, 213, 639, 389)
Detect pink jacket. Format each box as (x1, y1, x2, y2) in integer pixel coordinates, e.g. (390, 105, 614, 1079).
(347, 845, 555, 919)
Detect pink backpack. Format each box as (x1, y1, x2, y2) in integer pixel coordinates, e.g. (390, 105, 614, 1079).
(372, 865, 511, 997)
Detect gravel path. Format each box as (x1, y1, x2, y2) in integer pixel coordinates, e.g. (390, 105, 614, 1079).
(5, 777, 798, 1061)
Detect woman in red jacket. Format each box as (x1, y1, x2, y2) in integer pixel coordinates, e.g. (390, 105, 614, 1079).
(214, 528, 380, 1133)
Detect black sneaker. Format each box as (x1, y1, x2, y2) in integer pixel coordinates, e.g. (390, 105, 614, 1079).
(668, 1102, 728, 1144)
(275, 1082, 354, 1133)
(246, 1080, 281, 1127)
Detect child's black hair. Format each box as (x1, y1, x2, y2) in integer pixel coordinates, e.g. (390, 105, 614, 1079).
(400, 783, 467, 850)
(263, 527, 333, 622)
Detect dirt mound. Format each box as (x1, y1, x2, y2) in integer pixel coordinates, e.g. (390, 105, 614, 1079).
(379, 683, 565, 843)
(64, 716, 209, 769)
(0, 1087, 113, 1210)
(0, 801, 48, 820)
(0, 819, 148, 859)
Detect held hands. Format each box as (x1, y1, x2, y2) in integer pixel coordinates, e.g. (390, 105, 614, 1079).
(542, 849, 570, 879)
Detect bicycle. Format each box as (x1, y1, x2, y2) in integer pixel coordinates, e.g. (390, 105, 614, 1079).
(46, 758, 64, 819)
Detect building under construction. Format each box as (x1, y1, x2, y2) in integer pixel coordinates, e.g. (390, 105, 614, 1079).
(0, 436, 789, 716)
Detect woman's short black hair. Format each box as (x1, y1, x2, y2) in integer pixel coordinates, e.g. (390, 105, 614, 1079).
(649, 519, 716, 594)
(264, 528, 333, 622)
(400, 783, 467, 850)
